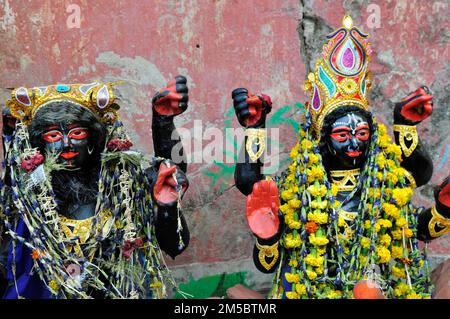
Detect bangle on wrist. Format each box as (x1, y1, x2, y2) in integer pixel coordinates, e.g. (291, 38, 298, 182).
(245, 128, 266, 161)
(393, 124, 418, 158)
(428, 205, 450, 238)
(255, 238, 279, 271)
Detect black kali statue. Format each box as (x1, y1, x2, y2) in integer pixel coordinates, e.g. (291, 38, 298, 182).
(232, 16, 450, 299)
(0, 76, 190, 298)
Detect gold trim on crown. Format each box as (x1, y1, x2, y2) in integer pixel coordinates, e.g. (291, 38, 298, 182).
(7, 82, 120, 125)
(304, 15, 373, 137)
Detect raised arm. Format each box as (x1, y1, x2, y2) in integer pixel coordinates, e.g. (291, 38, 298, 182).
(152, 75, 188, 173)
(149, 76, 190, 258)
(232, 88, 284, 273)
(232, 88, 272, 195)
(393, 86, 434, 187)
(394, 88, 450, 241)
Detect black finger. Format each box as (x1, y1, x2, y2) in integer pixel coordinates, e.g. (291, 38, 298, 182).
(262, 98, 272, 113)
(179, 102, 188, 112)
(232, 88, 248, 98)
(421, 86, 431, 95)
(403, 93, 421, 105)
(234, 100, 248, 112)
(176, 83, 188, 94)
(152, 90, 169, 104)
(179, 93, 188, 103)
(233, 93, 248, 105)
(238, 108, 251, 119)
(175, 75, 187, 84)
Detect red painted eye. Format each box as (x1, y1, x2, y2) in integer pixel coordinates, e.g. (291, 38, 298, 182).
(356, 129, 370, 141)
(330, 132, 350, 142)
(43, 130, 63, 143)
(68, 128, 88, 140)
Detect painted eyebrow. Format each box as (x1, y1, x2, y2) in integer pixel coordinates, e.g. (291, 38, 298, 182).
(43, 125, 60, 131)
(331, 126, 352, 133)
(355, 123, 369, 129)
(68, 127, 88, 135)
(68, 126, 87, 131)
(68, 124, 86, 129)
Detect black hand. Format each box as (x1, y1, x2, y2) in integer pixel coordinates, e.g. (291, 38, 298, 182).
(394, 86, 433, 125)
(232, 88, 268, 128)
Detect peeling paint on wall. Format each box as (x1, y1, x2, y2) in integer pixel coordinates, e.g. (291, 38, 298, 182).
(0, 0, 16, 33)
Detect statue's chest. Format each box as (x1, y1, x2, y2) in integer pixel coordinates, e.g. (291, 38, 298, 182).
(335, 191, 364, 241)
(336, 192, 361, 213)
(58, 203, 113, 258)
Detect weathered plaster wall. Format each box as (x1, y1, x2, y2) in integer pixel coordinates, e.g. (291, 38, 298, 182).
(0, 0, 448, 292)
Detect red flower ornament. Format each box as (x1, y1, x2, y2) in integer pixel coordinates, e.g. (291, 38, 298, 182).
(107, 139, 133, 152)
(20, 152, 44, 173)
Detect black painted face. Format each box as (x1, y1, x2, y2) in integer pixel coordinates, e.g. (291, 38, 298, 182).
(42, 123, 91, 169)
(326, 112, 371, 169)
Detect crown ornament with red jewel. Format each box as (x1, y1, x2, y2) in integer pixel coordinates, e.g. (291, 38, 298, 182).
(304, 15, 373, 137)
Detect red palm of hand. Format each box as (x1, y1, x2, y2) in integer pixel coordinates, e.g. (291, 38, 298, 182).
(246, 179, 280, 239)
(153, 162, 186, 205)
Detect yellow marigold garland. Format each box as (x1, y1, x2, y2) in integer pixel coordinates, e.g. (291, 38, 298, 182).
(275, 116, 431, 299)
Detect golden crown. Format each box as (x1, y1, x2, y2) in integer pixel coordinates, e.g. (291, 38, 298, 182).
(304, 15, 373, 137)
(7, 82, 120, 125)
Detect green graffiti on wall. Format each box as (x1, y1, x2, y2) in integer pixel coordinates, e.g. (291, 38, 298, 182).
(202, 102, 305, 192)
(174, 271, 251, 299)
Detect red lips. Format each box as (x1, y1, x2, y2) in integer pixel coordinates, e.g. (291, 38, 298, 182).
(346, 151, 362, 157)
(60, 152, 79, 159)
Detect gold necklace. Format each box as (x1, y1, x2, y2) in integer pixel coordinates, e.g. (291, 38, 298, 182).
(59, 210, 112, 257)
(330, 168, 361, 192)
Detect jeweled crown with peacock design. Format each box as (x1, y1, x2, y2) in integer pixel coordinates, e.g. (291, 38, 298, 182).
(304, 15, 373, 137)
(7, 82, 120, 125)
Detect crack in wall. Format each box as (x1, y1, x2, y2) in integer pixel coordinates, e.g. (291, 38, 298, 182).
(297, 0, 333, 74)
